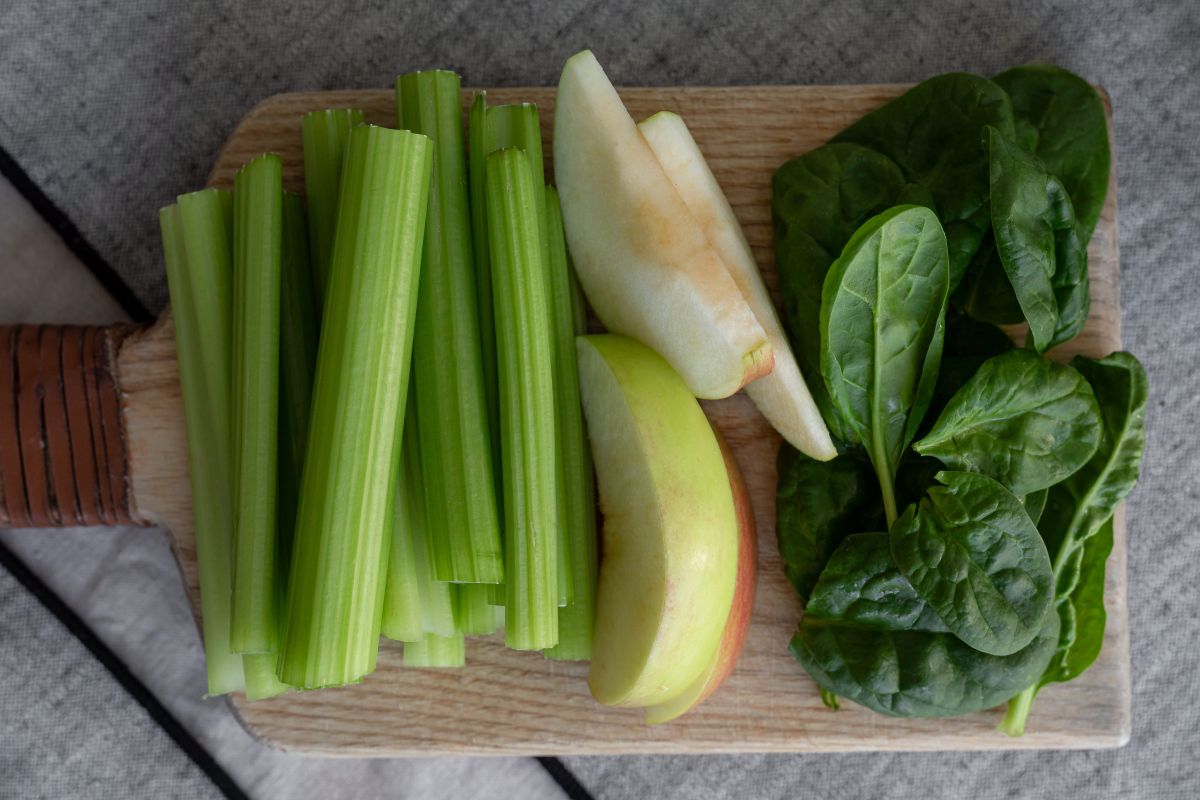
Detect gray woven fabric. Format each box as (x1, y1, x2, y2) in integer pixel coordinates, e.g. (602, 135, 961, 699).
(0, 561, 220, 800)
(2, 1, 1198, 798)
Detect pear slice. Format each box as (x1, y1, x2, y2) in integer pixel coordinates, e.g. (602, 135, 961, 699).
(554, 51, 772, 400)
(639, 111, 836, 460)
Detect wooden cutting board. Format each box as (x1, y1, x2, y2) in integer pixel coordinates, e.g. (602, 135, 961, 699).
(0, 85, 1127, 756)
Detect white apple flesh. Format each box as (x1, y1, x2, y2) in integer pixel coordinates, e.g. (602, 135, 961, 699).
(638, 111, 836, 461)
(554, 51, 772, 400)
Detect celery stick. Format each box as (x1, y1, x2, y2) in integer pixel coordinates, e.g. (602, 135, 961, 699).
(279, 125, 432, 689)
(276, 191, 318, 583)
(301, 108, 364, 302)
(468, 93, 503, 515)
(456, 584, 502, 636)
(160, 196, 244, 695)
(486, 147, 560, 651)
(542, 186, 598, 661)
(383, 391, 431, 642)
(403, 633, 466, 668)
(230, 154, 283, 654)
(243, 653, 289, 701)
(486, 104, 570, 607)
(397, 71, 504, 586)
(487, 582, 505, 606)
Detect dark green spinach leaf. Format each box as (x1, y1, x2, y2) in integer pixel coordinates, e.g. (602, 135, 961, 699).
(890, 471, 1054, 656)
(925, 312, 1016, 426)
(1022, 488, 1049, 526)
(772, 143, 922, 439)
(985, 127, 1089, 352)
(832, 73, 1015, 287)
(776, 444, 883, 600)
(915, 349, 1101, 494)
(994, 63, 1111, 239)
(820, 205, 949, 521)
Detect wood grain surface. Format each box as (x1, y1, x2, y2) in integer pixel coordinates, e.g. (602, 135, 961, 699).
(118, 85, 1127, 755)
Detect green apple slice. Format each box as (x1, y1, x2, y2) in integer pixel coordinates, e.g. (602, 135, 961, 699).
(577, 334, 738, 707)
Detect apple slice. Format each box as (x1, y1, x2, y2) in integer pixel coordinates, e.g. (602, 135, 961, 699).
(554, 51, 772, 400)
(643, 426, 757, 723)
(577, 334, 739, 707)
(638, 111, 836, 461)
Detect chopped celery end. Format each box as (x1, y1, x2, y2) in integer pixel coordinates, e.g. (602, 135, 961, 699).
(382, 394, 428, 643)
(242, 653, 291, 702)
(301, 107, 365, 301)
(230, 153, 283, 655)
(279, 125, 432, 689)
(403, 633, 466, 668)
(397, 70, 504, 586)
(161, 195, 243, 696)
(456, 584, 502, 636)
(486, 147, 560, 651)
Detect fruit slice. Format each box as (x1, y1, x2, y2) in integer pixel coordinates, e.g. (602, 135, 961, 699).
(554, 50, 772, 400)
(644, 427, 757, 723)
(578, 334, 739, 707)
(639, 111, 836, 460)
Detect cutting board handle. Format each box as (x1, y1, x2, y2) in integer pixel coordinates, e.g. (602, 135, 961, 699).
(0, 324, 150, 528)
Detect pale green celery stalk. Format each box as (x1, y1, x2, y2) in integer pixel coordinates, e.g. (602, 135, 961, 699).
(403, 633, 466, 668)
(405, 396, 459, 637)
(301, 108, 365, 302)
(487, 582, 505, 606)
(468, 93, 503, 518)
(486, 103, 570, 607)
(230, 154, 284, 654)
(542, 186, 598, 661)
(279, 125, 432, 689)
(382, 390, 434, 642)
(242, 653, 290, 701)
(486, 147, 559, 650)
(275, 191, 318, 586)
(456, 584, 502, 636)
(397, 70, 504, 586)
(160, 195, 243, 695)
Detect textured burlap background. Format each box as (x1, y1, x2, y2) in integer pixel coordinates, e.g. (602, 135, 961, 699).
(2, 1, 1197, 797)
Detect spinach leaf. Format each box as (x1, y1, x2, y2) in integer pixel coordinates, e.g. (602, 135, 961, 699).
(1002, 352, 1146, 735)
(806, 532, 948, 633)
(772, 144, 922, 439)
(925, 311, 1015, 426)
(985, 126, 1088, 352)
(1022, 488, 1049, 526)
(791, 603, 1059, 718)
(776, 444, 883, 600)
(956, 233, 1025, 325)
(994, 63, 1111, 239)
(820, 205, 949, 520)
(890, 471, 1054, 656)
(914, 349, 1102, 494)
(832, 73, 1015, 288)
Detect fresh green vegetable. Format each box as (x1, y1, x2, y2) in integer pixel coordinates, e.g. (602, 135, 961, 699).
(279, 125, 432, 689)
(924, 312, 1015, 424)
(772, 143, 920, 439)
(542, 186, 597, 660)
(301, 108, 365, 301)
(160, 193, 244, 695)
(1002, 352, 1146, 735)
(404, 633, 466, 668)
(229, 154, 284, 655)
(397, 70, 504, 586)
(983, 127, 1089, 352)
(994, 64, 1111, 238)
(890, 471, 1054, 656)
(456, 584, 503, 636)
(486, 146, 559, 651)
(820, 205, 950, 524)
(1022, 488, 1049, 526)
(794, 532, 1059, 717)
(276, 191, 318, 580)
(832, 74, 1016, 286)
(775, 445, 882, 601)
(243, 653, 289, 702)
(915, 350, 1102, 494)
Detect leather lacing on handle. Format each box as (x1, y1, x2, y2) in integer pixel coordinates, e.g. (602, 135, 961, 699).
(0, 324, 145, 528)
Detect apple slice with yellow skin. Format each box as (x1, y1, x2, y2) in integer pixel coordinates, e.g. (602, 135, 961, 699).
(555, 51, 772, 400)
(638, 111, 836, 461)
(577, 334, 739, 707)
(644, 426, 757, 723)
